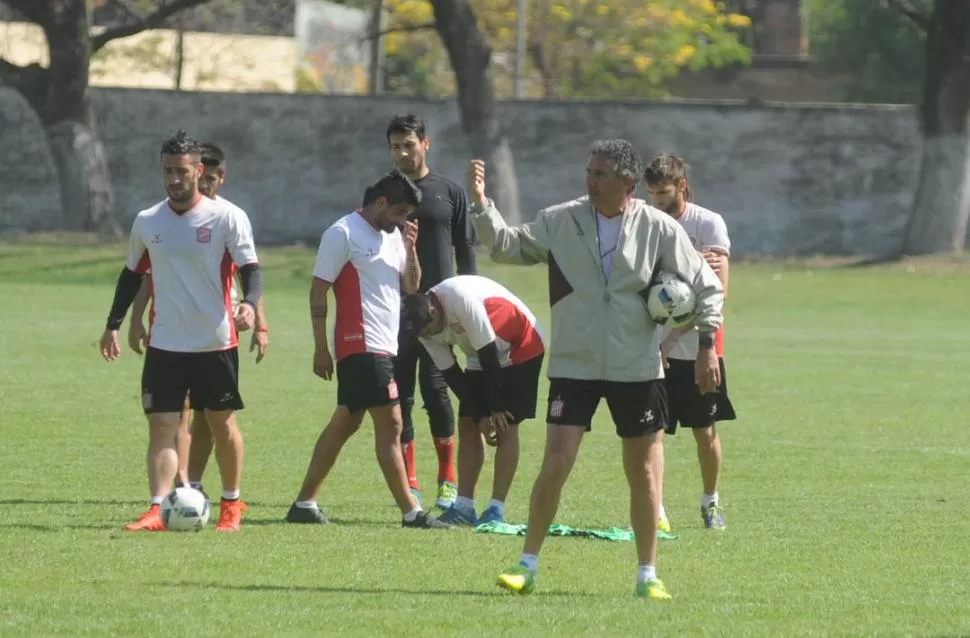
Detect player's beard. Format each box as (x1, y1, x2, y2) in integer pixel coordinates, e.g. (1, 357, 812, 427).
(167, 185, 194, 204)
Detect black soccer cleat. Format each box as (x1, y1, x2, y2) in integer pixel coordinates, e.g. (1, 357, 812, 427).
(285, 502, 330, 525)
(402, 511, 454, 529)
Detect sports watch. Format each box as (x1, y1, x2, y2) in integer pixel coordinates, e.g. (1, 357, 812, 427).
(698, 331, 715, 349)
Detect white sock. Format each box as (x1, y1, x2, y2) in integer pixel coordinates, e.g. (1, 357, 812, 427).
(658, 504, 667, 520)
(701, 492, 718, 508)
(150, 496, 163, 506)
(487, 499, 505, 516)
(637, 564, 657, 583)
(403, 507, 422, 522)
(222, 489, 240, 501)
(295, 500, 317, 509)
(455, 496, 475, 511)
(519, 553, 538, 572)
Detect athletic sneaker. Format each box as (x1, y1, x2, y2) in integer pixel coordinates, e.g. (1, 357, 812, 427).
(476, 505, 504, 525)
(496, 564, 536, 594)
(435, 481, 457, 510)
(702, 503, 726, 529)
(215, 499, 246, 532)
(124, 504, 166, 532)
(658, 512, 672, 534)
(402, 511, 454, 529)
(438, 504, 477, 526)
(635, 579, 672, 600)
(285, 502, 330, 525)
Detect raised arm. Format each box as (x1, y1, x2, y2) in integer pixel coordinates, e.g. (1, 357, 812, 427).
(466, 160, 549, 265)
(401, 220, 421, 294)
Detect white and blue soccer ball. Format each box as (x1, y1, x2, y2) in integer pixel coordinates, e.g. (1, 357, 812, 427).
(160, 487, 210, 531)
(645, 271, 697, 327)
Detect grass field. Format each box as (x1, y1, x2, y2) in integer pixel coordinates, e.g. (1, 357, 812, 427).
(1, 238, 968, 637)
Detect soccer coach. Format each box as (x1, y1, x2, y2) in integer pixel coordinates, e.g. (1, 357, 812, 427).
(467, 139, 724, 600)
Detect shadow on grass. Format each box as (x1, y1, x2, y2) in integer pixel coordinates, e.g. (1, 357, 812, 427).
(153, 579, 596, 598)
(0, 522, 121, 532)
(0, 499, 146, 507)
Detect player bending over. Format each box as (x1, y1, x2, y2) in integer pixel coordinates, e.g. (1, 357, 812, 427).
(100, 130, 261, 532)
(127, 142, 270, 497)
(284, 169, 452, 529)
(644, 153, 736, 532)
(400, 274, 545, 526)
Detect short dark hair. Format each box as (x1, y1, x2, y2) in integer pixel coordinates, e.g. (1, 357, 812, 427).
(589, 139, 642, 193)
(400, 293, 433, 343)
(160, 130, 201, 159)
(643, 153, 692, 201)
(386, 114, 426, 143)
(200, 142, 225, 168)
(362, 169, 423, 208)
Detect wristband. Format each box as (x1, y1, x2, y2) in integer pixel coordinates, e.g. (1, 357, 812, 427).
(255, 327, 269, 333)
(698, 332, 715, 349)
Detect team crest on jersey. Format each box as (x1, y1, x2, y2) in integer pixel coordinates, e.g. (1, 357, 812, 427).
(387, 380, 399, 400)
(549, 395, 564, 419)
(450, 322, 466, 335)
(196, 227, 212, 244)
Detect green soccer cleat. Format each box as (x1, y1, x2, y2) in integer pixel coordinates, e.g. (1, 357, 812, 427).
(635, 578, 672, 601)
(497, 564, 536, 595)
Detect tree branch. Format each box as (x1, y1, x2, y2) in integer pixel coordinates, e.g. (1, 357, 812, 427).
(883, 0, 930, 31)
(365, 21, 436, 41)
(90, 0, 212, 54)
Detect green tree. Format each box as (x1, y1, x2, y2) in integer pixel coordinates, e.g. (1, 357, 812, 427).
(383, 0, 751, 98)
(0, 0, 213, 234)
(806, 0, 928, 104)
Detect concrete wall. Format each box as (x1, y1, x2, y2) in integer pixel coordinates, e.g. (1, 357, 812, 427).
(0, 86, 926, 256)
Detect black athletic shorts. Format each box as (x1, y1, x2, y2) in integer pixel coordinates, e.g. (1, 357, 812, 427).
(664, 357, 736, 434)
(141, 347, 243, 414)
(458, 355, 544, 424)
(546, 377, 668, 438)
(337, 352, 399, 414)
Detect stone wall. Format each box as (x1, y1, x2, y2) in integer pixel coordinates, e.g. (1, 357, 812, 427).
(0, 86, 927, 256)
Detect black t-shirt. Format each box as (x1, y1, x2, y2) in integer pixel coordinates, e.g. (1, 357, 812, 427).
(408, 171, 477, 292)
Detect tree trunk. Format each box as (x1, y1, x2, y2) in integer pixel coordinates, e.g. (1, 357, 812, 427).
(428, 0, 522, 224)
(900, 0, 970, 256)
(42, 2, 119, 235)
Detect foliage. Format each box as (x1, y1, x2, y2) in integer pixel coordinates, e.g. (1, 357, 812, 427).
(805, 0, 928, 104)
(383, 0, 752, 98)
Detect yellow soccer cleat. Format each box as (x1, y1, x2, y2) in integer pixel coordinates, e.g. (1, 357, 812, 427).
(496, 564, 536, 595)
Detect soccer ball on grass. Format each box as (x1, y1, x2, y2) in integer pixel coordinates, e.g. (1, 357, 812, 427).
(643, 271, 697, 327)
(160, 486, 210, 531)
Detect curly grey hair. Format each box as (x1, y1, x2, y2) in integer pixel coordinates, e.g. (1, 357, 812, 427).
(589, 138, 643, 194)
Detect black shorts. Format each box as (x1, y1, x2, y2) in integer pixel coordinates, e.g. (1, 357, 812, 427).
(337, 352, 399, 414)
(664, 357, 736, 434)
(546, 377, 668, 438)
(458, 355, 544, 424)
(141, 347, 243, 414)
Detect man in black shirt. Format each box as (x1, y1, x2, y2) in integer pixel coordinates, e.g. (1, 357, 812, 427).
(387, 114, 478, 510)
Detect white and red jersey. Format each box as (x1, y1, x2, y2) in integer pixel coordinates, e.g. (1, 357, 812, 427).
(313, 211, 407, 361)
(126, 195, 259, 353)
(418, 275, 545, 371)
(662, 202, 731, 359)
(145, 195, 250, 317)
